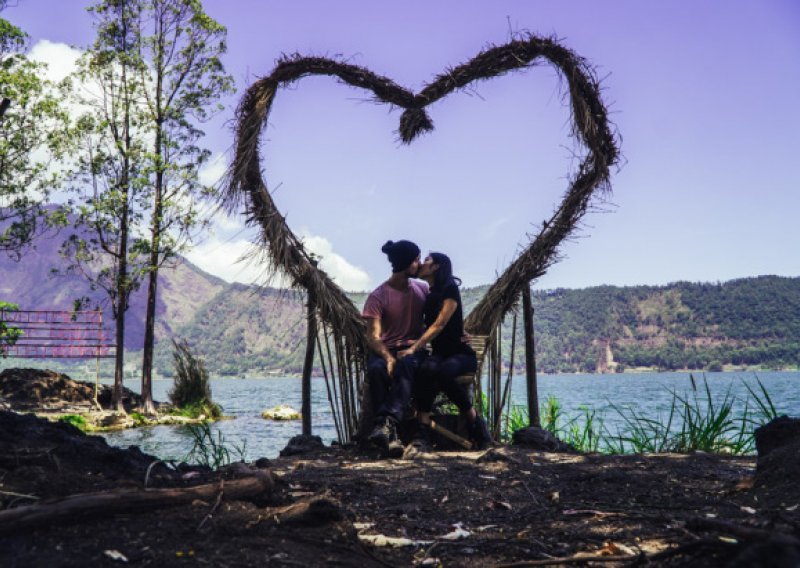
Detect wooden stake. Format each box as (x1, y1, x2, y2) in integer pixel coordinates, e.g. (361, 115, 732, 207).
(522, 284, 540, 427)
(301, 289, 317, 436)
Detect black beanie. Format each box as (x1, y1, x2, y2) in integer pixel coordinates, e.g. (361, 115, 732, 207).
(381, 240, 420, 273)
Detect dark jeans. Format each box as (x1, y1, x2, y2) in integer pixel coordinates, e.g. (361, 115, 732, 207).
(414, 352, 478, 413)
(367, 350, 427, 423)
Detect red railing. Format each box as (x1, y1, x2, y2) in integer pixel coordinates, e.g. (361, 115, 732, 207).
(0, 310, 116, 358)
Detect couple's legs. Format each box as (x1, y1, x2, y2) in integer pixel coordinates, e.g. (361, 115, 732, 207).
(367, 350, 426, 424)
(416, 352, 491, 448)
(415, 353, 477, 420)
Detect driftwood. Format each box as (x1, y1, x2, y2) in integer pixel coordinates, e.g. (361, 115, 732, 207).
(0, 470, 274, 536)
(270, 496, 344, 526)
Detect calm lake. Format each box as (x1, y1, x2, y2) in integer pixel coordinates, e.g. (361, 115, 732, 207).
(100, 371, 800, 461)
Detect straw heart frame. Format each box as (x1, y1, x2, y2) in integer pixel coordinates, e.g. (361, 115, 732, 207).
(223, 34, 619, 436)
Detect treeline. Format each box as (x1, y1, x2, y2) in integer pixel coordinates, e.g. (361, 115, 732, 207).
(151, 275, 800, 376)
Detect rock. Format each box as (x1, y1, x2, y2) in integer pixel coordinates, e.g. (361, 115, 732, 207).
(476, 447, 520, 463)
(97, 412, 134, 429)
(261, 404, 302, 421)
(280, 434, 324, 457)
(729, 536, 800, 568)
(755, 415, 800, 458)
(512, 426, 575, 452)
(0, 368, 152, 413)
(254, 457, 271, 468)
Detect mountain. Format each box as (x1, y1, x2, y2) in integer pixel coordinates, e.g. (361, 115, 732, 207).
(2, 228, 799, 375)
(159, 276, 800, 376)
(0, 230, 226, 351)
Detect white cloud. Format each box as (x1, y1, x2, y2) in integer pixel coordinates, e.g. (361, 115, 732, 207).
(185, 230, 370, 292)
(199, 152, 227, 187)
(185, 235, 285, 287)
(300, 231, 371, 292)
(29, 40, 82, 83)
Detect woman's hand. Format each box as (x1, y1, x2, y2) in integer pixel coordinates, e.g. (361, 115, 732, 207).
(397, 346, 415, 359)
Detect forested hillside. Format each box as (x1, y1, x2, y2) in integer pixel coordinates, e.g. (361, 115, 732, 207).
(155, 275, 800, 376)
(3, 228, 796, 375)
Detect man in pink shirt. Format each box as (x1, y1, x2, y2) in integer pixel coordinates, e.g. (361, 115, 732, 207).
(362, 239, 429, 457)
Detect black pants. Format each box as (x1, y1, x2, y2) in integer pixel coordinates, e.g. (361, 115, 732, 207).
(414, 352, 477, 414)
(367, 350, 427, 423)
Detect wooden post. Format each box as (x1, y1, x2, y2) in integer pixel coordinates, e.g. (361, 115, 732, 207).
(522, 284, 540, 427)
(301, 291, 317, 436)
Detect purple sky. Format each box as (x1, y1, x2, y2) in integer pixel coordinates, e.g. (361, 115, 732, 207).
(6, 0, 800, 291)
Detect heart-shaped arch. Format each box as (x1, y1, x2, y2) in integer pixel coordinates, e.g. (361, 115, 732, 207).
(223, 34, 619, 439)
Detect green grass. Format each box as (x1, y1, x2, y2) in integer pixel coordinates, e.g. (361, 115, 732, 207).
(168, 400, 222, 420)
(58, 414, 89, 432)
(182, 422, 246, 470)
(495, 375, 780, 456)
(129, 412, 149, 426)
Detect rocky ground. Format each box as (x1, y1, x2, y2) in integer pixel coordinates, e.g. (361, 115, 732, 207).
(0, 368, 207, 430)
(1, 370, 799, 567)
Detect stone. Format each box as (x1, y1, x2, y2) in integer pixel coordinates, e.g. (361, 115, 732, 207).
(755, 415, 800, 458)
(280, 434, 324, 457)
(261, 404, 302, 421)
(512, 426, 575, 452)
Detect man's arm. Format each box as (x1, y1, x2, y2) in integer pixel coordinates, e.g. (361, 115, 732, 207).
(365, 317, 396, 377)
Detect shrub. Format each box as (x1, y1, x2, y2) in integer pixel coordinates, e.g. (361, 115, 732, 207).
(168, 340, 221, 419)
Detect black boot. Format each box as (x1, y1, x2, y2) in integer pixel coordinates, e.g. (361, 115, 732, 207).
(411, 422, 434, 451)
(368, 416, 394, 451)
(469, 416, 492, 450)
(386, 420, 404, 458)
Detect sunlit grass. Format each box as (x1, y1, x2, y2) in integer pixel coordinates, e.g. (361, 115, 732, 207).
(499, 375, 779, 456)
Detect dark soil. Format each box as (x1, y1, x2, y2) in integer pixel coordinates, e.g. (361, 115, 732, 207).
(1, 410, 799, 567)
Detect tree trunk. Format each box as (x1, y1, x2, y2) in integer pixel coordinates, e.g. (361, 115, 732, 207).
(301, 292, 317, 435)
(140, 256, 158, 415)
(522, 284, 540, 427)
(113, 176, 130, 413)
(140, 175, 162, 415)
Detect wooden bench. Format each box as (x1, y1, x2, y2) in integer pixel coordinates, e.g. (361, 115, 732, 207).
(429, 334, 489, 450)
(456, 334, 489, 387)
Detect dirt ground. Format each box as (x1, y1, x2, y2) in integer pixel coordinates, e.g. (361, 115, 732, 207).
(1, 370, 799, 567)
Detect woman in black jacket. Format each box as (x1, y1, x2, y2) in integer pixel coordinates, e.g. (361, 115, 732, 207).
(398, 252, 491, 449)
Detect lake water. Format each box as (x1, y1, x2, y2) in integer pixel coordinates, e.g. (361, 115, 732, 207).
(101, 371, 800, 462)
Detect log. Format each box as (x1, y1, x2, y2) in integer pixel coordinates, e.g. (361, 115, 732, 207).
(430, 420, 472, 450)
(687, 517, 800, 544)
(0, 469, 274, 535)
(271, 496, 343, 526)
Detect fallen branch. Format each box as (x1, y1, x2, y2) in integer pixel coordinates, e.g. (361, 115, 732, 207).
(0, 470, 274, 535)
(270, 496, 343, 526)
(686, 517, 800, 544)
(493, 553, 639, 567)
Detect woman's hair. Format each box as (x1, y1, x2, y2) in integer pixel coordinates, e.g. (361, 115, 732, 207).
(429, 252, 462, 290)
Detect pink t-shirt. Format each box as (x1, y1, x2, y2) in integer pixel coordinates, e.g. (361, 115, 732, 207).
(362, 279, 429, 349)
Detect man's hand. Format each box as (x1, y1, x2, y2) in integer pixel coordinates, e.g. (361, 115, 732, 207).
(397, 346, 414, 359)
(385, 355, 396, 378)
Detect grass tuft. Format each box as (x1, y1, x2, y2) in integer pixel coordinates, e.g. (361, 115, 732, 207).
(182, 422, 246, 470)
(169, 339, 221, 419)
